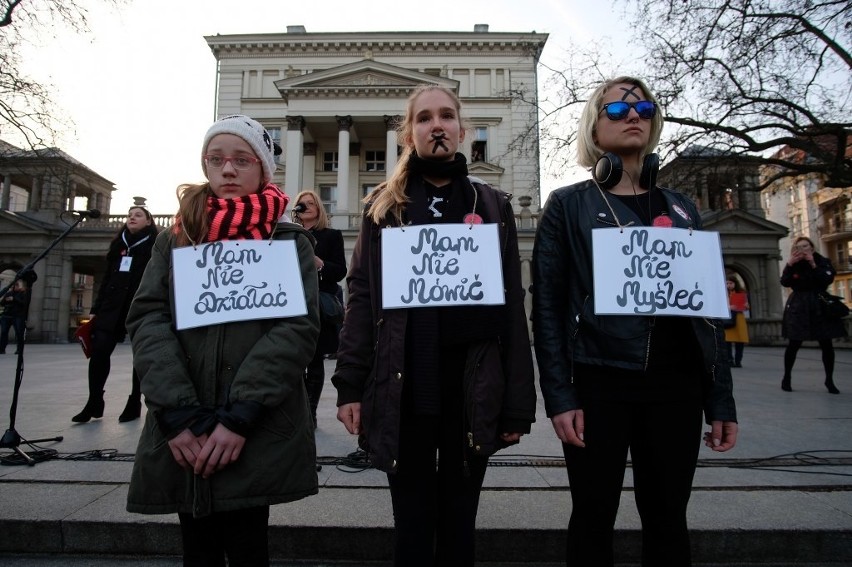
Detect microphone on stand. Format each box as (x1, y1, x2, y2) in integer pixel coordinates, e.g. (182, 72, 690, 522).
(292, 203, 307, 214)
(72, 209, 102, 218)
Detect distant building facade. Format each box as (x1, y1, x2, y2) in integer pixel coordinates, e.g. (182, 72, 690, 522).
(659, 146, 790, 344)
(0, 140, 118, 342)
(205, 25, 548, 221)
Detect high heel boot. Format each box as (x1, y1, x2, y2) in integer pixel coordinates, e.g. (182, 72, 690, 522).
(781, 376, 792, 392)
(72, 393, 105, 423)
(825, 378, 840, 395)
(118, 395, 142, 422)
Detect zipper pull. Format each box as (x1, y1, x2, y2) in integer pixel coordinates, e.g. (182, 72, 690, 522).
(467, 432, 474, 448)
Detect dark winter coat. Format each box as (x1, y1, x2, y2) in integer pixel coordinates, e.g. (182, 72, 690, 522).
(125, 223, 320, 517)
(331, 179, 536, 473)
(532, 180, 737, 424)
(310, 226, 346, 354)
(0, 288, 27, 319)
(92, 224, 159, 338)
(781, 252, 846, 341)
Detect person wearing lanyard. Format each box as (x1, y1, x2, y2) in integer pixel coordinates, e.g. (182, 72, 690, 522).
(72, 206, 159, 423)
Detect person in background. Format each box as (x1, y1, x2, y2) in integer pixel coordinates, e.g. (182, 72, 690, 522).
(532, 75, 737, 566)
(72, 206, 159, 423)
(725, 278, 750, 368)
(0, 280, 28, 355)
(124, 115, 320, 566)
(292, 189, 347, 428)
(781, 236, 846, 394)
(332, 84, 536, 567)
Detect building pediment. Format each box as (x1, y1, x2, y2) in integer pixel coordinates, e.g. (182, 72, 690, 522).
(0, 211, 52, 235)
(275, 60, 458, 101)
(468, 161, 505, 175)
(701, 209, 788, 235)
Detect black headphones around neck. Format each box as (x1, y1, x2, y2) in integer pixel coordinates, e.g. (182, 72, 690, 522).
(593, 152, 659, 191)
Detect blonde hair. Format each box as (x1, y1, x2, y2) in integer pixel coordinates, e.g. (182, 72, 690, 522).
(364, 84, 464, 224)
(293, 189, 330, 230)
(174, 182, 211, 247)
(576, 76, 665, 169)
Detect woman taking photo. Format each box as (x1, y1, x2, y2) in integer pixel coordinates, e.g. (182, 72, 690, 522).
(292, 189, 347, 427)
(332, 84, 536, 567)
(781, 236, 846, 393)
(72, 206, 159, 423)
(532, 76, 737, 566)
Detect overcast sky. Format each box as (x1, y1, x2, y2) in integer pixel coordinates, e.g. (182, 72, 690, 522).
(14, 0, 633, 215)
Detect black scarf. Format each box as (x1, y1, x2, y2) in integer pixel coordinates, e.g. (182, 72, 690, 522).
(407, 151, 469, 179)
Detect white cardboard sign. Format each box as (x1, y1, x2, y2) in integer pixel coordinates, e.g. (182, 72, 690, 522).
(592, 227, 729, 317)
(172, 240, 307, 330)
(381, 223, 505, 309)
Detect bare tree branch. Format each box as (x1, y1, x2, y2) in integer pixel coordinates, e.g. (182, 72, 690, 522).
(0, 0, 126, 154)
(537, 0, 851, 188)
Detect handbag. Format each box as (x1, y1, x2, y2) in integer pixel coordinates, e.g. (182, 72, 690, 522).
(73, 319, 94, 359)
(818, 292, 850, 319)
(319, 291, 344, 327)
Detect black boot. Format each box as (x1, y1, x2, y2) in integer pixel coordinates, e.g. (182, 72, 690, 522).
(826, 379, 840, 395)
(781, 376, 792, 392)
(118, 395, 142, 422)
(72, 394, 105, 423)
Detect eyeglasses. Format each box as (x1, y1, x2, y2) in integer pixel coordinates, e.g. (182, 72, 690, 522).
(600, 100, 658, 121)
(204, 155, 261, 170)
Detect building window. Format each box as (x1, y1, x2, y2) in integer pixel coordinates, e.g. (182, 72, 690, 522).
(471, 127, 487, 162)
(791, 214, 802, 237)
(362, 184, 378, 198)
(365, 150, 386, 172)
(319, 184, 337, 212)
(267, 127, 282, 161)
(322, 152, 338, 172)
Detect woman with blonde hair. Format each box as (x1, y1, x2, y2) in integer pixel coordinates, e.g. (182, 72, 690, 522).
(292, 189, 346, 427)
(533, 76, 737, 565)
(332, 84, 536, 566)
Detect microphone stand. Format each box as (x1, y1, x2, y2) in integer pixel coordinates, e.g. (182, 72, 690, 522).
(0, 213, 92, 465)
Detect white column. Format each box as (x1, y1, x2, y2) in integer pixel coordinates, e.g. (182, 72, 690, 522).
(284, 116, 305, 197)
(1, 175, 10, 210)
(57, 257, 73, 342)
(384, 115, 400, 179)
(336, 115, 352, 214)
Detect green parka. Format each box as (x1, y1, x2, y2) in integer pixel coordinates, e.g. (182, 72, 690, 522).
(125, 223, 320, 518)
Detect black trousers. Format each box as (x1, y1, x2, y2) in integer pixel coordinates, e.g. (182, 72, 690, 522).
(386, 411, 488, 567)
(87, 329, 139, 401)
(303, 348, 324, 421)
(563, 396, 703, 567)
(178, 505, 270, 567)
(0, 315, 25, 353)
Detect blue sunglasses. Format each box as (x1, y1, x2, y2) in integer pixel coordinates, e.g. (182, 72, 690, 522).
(600, 100, 657, 121)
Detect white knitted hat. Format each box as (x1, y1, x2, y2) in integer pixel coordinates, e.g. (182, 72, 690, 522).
(202, 115, 277, 183)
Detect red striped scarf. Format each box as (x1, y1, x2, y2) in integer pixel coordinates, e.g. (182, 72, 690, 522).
(206, 183, 289, 241)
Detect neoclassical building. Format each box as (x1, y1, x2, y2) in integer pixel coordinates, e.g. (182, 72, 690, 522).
(205, 25, 549, 221)
(205, 25, 549, 325)
(0, 140, 118, 343)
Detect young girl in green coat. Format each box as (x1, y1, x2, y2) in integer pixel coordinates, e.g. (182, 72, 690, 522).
(126, 115, 320, 566)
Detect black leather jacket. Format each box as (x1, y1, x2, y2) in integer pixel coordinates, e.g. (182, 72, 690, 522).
(532, 180, 736, 424)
